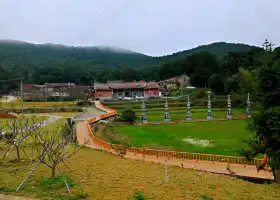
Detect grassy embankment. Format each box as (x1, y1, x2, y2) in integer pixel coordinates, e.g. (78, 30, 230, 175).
(97, 119, 254, 156)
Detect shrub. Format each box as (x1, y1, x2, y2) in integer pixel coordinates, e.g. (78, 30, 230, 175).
(121, 109, 137, 123)
(75, 189, 89, 199)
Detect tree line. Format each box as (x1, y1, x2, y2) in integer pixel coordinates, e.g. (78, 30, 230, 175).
(0, 41, 255, 94)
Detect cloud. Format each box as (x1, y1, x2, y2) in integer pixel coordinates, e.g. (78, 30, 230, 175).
(0, 0, 279, 56)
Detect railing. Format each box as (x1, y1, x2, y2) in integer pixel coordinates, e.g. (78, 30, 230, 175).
(85, 101, 264, 167)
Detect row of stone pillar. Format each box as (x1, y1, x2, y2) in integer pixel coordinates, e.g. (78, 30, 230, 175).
(141, 93, 251, 123)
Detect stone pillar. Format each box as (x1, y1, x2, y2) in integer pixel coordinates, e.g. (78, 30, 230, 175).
(141, 101, 148, 123)
(246, 93, 251, 118)
(206, 91, 213, 120)
(164, 98, 170, 122)
(186, 94, 192, 120)
(226, 94, 232, 119)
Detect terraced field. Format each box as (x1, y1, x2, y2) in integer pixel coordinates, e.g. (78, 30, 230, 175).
(103, 99, 247, 122)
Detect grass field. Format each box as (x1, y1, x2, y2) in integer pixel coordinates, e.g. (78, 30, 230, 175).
(0, 101, 77, 109)
(0, 147, 279, 200)
(1, 116, 279, 199)
(99, 120, 254, 156)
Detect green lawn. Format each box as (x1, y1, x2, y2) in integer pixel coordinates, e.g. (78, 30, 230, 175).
(105, 120, 254, 156)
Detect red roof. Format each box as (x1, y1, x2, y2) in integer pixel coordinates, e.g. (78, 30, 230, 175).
(94, 81, 159, 90)
(145, 82, 160, 89)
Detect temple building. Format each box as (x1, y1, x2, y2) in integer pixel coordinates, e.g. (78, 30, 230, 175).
(91, 80, 160, 100)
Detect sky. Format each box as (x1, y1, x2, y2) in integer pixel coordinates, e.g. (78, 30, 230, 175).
(0, 0, 279, 56)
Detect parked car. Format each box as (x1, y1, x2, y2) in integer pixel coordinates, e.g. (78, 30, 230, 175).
(123, 97, 133, 100)
(118, 96, 123, 100)
(135, 96, 144, 100)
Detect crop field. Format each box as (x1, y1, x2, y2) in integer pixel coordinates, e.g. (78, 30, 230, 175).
(103, 98, 248, 122)
(1, 146, 279, 200)
(99, 120, 254, 156)
(0, 101, 77, 109)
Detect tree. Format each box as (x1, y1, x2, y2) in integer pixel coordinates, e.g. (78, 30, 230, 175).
(0, 115, 44, 162)
(237, 68, 257, 96)
(121, 109, 137, 123)
(242, 40, 280, 183)
(208, 74, 225, 94)
(33, 122, 84, 177)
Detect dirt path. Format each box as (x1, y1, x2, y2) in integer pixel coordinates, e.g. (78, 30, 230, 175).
(72, 107, 105, 121)
(125, 153, 273, 180)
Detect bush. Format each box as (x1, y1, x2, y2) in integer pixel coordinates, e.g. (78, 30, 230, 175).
(121, 109, 137, 123)
(76, 100, 92, 106)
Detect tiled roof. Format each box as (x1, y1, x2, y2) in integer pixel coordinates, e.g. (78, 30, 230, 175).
(94, 81, 159, 90)
(44, 83, 75, 87)
(94, 83, 111, 90)
(108, 81, 146, 89)
(74, 85, 90, 89)
(145, 82, 160, 89)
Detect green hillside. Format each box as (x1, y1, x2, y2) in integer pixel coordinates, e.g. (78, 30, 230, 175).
(155, 42, 256, 63)
(0, 40, 255, 71)
(0, 40, 259, 93)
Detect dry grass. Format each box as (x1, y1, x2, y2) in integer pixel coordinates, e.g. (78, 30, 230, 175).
(0, 101, 76, 109)
(0, 147, 279, 200)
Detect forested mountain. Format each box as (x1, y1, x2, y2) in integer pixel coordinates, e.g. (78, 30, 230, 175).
(0, 40, 255, 71)
(154, 42, 255, 63)
(0, 39, 262, 94)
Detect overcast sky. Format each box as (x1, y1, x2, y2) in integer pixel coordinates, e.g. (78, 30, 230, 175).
(0, 0, 279, 56)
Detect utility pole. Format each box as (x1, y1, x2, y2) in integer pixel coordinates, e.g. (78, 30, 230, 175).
(20, 79, 23, 117)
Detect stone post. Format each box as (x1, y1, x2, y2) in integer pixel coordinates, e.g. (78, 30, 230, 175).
(186, 94, 192, 120)
(246, 93, 251, 118)
(141, 100, 148, 123)
(206, 91, 213, 120)
(226, 94, 232, 119)
(164, 98, 170, 122)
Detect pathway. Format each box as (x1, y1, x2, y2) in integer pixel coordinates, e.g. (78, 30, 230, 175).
(76, 102, 274, 180)
(72, 107, 105, 121)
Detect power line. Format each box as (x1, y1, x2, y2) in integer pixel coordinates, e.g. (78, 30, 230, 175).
(82, 0, 135, 42)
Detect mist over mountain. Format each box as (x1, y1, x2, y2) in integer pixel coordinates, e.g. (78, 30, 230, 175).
(0, 39, 262, 91)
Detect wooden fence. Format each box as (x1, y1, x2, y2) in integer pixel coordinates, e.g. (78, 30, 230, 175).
(85, 101, 264, 167)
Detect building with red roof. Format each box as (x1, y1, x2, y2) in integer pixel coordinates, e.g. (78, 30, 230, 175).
(92, 80, 160, 100)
